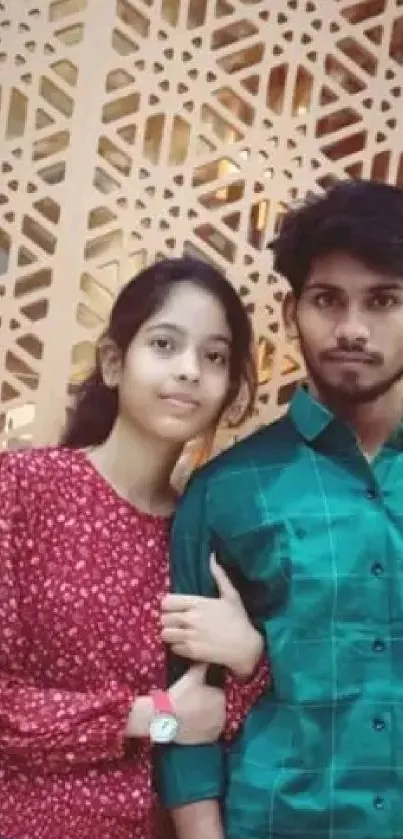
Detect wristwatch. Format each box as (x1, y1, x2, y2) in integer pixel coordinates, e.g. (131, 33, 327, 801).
(149, 690, 179, 744)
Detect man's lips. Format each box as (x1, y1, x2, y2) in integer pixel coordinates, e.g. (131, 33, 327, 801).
(322, 352, 378, 365)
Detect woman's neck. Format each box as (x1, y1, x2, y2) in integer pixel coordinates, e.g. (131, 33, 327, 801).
(88, 416, 182, 516)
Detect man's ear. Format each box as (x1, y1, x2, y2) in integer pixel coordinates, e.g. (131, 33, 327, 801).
(98, 339, 123, 388)
(283, 291, 299, 342)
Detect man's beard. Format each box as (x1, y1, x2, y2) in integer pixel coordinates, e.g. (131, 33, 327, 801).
(299, 338, 403, 407)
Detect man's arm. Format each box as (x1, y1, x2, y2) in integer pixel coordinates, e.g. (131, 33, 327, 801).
(155, 470, 226, 833)
(171, 800, 225, 839)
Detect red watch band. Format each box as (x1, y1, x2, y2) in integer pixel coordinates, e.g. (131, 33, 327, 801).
(151, 690, 175, 715)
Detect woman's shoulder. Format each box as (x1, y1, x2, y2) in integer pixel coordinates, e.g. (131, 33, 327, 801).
(0, 445, 83, 485)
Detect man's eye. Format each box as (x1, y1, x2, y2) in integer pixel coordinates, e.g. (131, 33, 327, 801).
(368, 294, 399, 310)
(313, 292, 337, 309)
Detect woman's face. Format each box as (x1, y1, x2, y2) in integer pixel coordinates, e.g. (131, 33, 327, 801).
(116, 281, 232, 445)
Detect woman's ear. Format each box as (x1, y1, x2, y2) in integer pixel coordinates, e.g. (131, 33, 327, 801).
(98, 339, 123, 389)
(283, 291, 299, 342)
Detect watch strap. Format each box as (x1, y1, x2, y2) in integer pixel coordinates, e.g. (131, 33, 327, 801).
(151, 689, 175, 716)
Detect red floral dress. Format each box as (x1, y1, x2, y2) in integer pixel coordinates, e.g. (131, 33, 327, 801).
(0, 447, 268, 839)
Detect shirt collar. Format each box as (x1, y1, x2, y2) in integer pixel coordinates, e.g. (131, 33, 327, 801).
(289, 385, 403, 450)
(289, 386, 334, 442)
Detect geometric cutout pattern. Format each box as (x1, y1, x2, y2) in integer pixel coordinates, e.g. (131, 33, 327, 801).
(1, 0, 403, 449)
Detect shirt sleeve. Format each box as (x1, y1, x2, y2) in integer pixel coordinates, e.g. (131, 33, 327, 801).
(0, 452, 134, 770)
(156, 470, 227, 808)
(157, 468, 270, 807)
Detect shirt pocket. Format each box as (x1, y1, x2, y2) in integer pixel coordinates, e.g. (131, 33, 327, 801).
(265, 515, 373, 705)
(212, 520, 292, 623)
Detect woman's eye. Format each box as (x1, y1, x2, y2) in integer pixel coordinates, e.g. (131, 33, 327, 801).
(206, 351, 228, 366)
(151, 337, 174, 352)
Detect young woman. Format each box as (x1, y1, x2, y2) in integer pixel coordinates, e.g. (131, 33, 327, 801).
(0, 257, 268, 839)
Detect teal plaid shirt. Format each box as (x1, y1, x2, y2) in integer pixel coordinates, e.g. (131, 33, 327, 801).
(157, 387, 403, 838)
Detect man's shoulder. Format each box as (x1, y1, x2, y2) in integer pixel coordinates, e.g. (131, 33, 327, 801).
(198, 411, 296, 481)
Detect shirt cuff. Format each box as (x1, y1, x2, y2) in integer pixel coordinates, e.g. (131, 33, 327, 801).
(155, 742, 224, 808)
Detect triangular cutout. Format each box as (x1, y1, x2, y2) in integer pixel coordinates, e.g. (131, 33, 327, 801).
(242, 74, 260, 94)
(365, 24, 383, 45)
(35, 108, 54, 129)
(223, 211, 240, 232)
(215, 0, 234, 18)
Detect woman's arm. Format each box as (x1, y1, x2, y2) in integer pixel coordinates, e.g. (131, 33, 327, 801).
(162, 556, 270, 741)
(0, 452, 138, 767)
(0, 454, 225, 769)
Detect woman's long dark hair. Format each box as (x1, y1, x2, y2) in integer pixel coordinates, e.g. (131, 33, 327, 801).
(61, 256, 257, 448)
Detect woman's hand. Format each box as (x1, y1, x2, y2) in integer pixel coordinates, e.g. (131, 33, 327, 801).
(125, 664, 225, 743)
(162, 556, 263, 678)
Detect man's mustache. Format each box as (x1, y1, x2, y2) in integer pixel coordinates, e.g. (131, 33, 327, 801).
(320, 348, 383, 365)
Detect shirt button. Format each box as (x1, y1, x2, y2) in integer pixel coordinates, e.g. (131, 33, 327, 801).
(365, 487, 378, 499)
(372, 717, 385, 731)
(371, 562, 384, 577)
(372, 638, 385, 653)
(373, 795, 385, 810)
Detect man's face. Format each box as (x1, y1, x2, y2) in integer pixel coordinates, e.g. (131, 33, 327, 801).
(285, 251, 403, 405)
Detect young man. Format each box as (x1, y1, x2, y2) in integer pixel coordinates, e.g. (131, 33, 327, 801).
(158, 180, 403, 838)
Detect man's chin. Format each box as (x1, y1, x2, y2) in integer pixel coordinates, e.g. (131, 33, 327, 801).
(315, 376, 400, 406)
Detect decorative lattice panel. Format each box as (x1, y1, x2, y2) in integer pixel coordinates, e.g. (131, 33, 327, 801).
(1, 0, 403, 448)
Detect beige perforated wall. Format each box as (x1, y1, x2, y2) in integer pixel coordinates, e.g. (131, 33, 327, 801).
(1, 0, 403, 449)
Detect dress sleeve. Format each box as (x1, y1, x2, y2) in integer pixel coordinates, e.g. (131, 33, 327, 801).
(0, 452, 134, 769)
(223, 654, 270, 742)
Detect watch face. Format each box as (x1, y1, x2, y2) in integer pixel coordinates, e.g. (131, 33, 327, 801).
(149, 713, 179, 744)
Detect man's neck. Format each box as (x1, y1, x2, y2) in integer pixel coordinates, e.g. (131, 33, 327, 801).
(309, 381, 403, 459)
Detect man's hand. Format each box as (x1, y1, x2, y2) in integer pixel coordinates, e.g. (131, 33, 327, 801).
(171, 800, 225, 839)
(162, 555, 263, 678)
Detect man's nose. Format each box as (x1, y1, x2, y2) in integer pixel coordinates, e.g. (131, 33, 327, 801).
(333, 310, 370, 349)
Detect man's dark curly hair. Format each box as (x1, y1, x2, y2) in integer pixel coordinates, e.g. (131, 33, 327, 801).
(269, 180, 403, 297)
